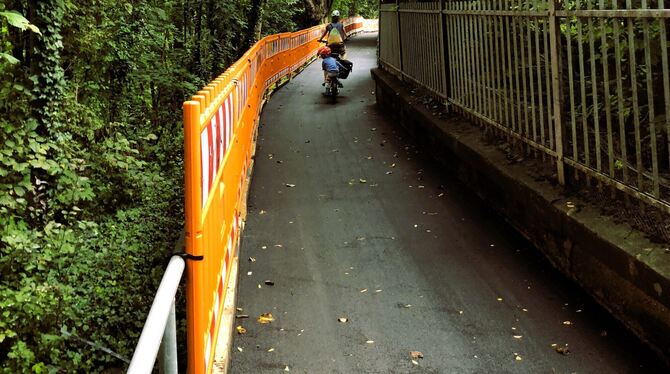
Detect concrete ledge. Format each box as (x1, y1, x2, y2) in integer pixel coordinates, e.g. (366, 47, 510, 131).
(372, 67, 670, 365)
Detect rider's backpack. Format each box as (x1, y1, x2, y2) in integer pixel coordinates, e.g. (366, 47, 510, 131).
(338, 59, 353, 79)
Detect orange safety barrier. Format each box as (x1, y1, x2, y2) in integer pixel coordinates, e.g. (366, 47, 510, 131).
(182, 17, 366, 374)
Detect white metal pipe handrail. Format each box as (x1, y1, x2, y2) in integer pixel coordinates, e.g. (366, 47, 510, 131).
(127, 256, 185, 374)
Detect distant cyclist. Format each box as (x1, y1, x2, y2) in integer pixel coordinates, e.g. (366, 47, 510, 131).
(319, 10, 348, 58)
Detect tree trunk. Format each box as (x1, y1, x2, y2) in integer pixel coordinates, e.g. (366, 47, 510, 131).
(244, 0, 267, 51)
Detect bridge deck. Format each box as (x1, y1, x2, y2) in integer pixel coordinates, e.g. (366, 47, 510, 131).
(231, 33, 663, 373)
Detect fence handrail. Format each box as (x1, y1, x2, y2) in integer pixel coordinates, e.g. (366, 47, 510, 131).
(127, 256, 185, 374)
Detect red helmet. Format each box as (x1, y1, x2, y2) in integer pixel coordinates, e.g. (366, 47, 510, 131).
(317, 46, 331, 57)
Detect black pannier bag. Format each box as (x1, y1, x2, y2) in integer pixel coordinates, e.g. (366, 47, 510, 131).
(338, 59, 353, 79)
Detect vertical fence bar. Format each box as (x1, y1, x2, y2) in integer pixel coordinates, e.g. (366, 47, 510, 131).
(158, 301, 178, 374)
(535, 8, 545, 151)
(549, 0, 565, 184)
(641, 0, 659, 198)
(183, 99, 206, 374)
(396, 0, 404, 77)
(543, 8, 554, 151)
(587, 0, 602, 177)
(527, 3, 538, 148)
(502, 0, 512, 128)
(661, 0, 670, 189)
(439, 0, 448, 100)
(599, 0, 614, 182)
(626, 0, 644, 192)
(612, 0, 629, 186)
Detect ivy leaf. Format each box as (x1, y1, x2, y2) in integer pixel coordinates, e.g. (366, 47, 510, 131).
(0, 53, 19, 64)
(0, 11, 42, 35)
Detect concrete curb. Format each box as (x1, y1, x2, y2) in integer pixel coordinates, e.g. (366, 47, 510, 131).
(371, 67, 670, 366)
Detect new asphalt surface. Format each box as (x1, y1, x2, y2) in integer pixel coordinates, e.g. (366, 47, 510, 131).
(230, 33, 666, 373)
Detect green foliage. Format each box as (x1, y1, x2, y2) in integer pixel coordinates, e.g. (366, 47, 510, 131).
(0, 0, 319, 370)
(261, 0, 304, 36)
(331, 0, 378, 19)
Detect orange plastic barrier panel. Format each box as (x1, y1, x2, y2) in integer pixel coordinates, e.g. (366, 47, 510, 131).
(183, 18, 365, 374)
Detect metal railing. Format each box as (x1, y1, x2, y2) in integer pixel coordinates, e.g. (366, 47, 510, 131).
(380, 0, 670, 213)
(127, 256, 185, 374)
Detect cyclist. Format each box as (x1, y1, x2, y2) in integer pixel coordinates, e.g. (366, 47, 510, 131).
(318, 46, 345, 89)
(319, 10, 348, 58)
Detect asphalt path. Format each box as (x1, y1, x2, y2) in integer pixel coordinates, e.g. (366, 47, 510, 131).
(230, 33, 665, 373)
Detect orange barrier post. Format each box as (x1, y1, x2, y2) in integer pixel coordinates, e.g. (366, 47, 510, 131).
(183, 19, 367, 374)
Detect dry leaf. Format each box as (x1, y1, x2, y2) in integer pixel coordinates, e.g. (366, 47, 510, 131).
(555, 345, 570, 355)
(285, 183, 296, 188)
(235, 314, 249, 319)
(497, 297, 503, 302)
(237, 347, 244, 352)
(514, 354, 523, 361)
(258, 313, 274, 324)
(236, 307, 244, 312)
(360, 288, 368, 293)
(247, 271, 252, 275)
(410, 351, 424, 359)
(411, 360, 419, 365)
(338, 317, 348, 323)
(386, 171, 393, 175)
(268, 348, 275, 352)
(264, 280, 275, 286)
(512, 335, 523, 339)
(359, 179, 367, 183)
(259, 210, 267, 215)
(248, 257, 256, 262)
(284, 365, 290, 371)
(236, 325, 247, 334)
(366, 340, 374, 344)
(563, 320, 572, 325)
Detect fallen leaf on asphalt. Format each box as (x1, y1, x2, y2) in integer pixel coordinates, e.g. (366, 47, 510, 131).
(359, 179, 367, 183)
(438, 193, 444, 197)
(268, 348, 275, 352)
(513, 335, 523, 339)
(236, 307, 244, 312)
(375, 289, 382, 293)
(284, 365, 290, 371)
(391, 163, 396, 168)
(285, 183, 296, 188)
(258, 313, 274, 324)
(497, 297, 503, 302)
(360, 288, 368, 293)
(357, 236, 366, 241)
(257, 284, 262, 289)
(386, 171, 393, 175)
(261, 245, 267, 249)
(366, 340, 374, 344)
(410, 351, 424, 359)
(274, 244, 283, 248)
(367, 156, 373, 160)
(563, 321, 572, 325)
(411, 360, 419, 365)
(259, 210, 267, 215)
(338, 317, 348, 323)
(521, 308, 528, 312)
(248, 257, 256, 262)
(264, 280, 275, 286)
(555, 345, 570, 355)
(247, 271, 252, 276)
(514, 353, 522, 361)
(236, 325, 247, 334)
(235, 314, 249, 319)
(237, 347, 244, 352)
